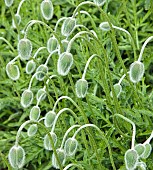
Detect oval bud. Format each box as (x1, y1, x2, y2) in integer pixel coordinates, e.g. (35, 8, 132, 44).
(124, 149, 138, 170)
(29, 106, 41, 121)
(12, 14, 21, 28)
(134, 144, 145, 157)
(26, 60, 36, 74)
(93, 0, 106, 6)
(110, 83, 122, 98)
(44, 111, 56, 127)
(40, 0, 54, 20)
(57, 52, 73, 76)
(21, 89, 33, 108)
(18, 38, 32, 60)
(137, 161, 147, 170)
(141, 143, 152, 159)
(8, 145, 25, 169)
(36, 88, 46, 102)
(47, 36, 58, 53)
(64, 138, 78, 156)
(6, 63, 20, 81)
(52, 148, 66, 169)
(61, 17, 76, 37)
(99, 22, 111, 31)
(129, 61, 144, 83)
(4, 0, 14, 7)
(27, 124, 38, 137)
(75, 79, 88, 98)
(44, 132, 57, 150)
(36, 64, 48, 81)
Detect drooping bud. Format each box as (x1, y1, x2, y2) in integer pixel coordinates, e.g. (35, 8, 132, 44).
(36, 88, 46, 102)
(57, 52, 73, 76)
(21, 89, 33, 108)
(99, 22, 111, 31)
(137, 161, 147, 170)
(47, 36, 58, 53)
(4, 0, 14, 7)
(36, 64, 48, 81)
(93, 0, 106, 6)
(141, 143, 152, 159)
(75, 79, 88, 98)
(43, 132, 57, 150)
(8, 145, 25, 169)
(29, 106, 41, 121)
(27, 124, 38, 137)
(52, 148, 66, 169)
(110, 83, 122, 98)
(61, 17, 76, 37)
(26, 60, 36, 74)
(44, 111, 56, 127)
(12, 14, 21, 28)
(134, 144, 145, 157)
(129, 61, 144, 83)
(124, 149, 138, 170)
(40, 0, 54, 20)
(6, 63, 20, 81)
(64, 138, 78, 156)
(18, 38, 32, 60)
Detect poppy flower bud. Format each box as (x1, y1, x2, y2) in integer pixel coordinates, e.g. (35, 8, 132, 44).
(8, 145, 25, 169)
(134, 144, 145, 157)
(18, 38, 32, 60)
(57, 52, 73, 76)
(36, 88, 46, 102)
(44, 132, 57, 150)
(110, 83, 122, 98)
(136, 161, 146, 170)
(12, 14, 21, 28)
(129, 61, 144, 83)
(64, 138, 78, 156)
(29, 106, 41, 121)
(4, 0, 14, 7)
(93, 0, 106, 6)
(26, 60, 36, 74)
(44, 111, 56, 127)
(75, 79, 88, 98)
(52, 148, 66, 169)
(47, 36, 58, 53)
(36, 64, 48, 81)
(99, 22, 111, 31)
(61, 17, 76, 37)
(21, 89, 33, 108)
(124, 149, 138, 170)
(40, 0, 54, 20)
(27, 124, 38, 137)
(6, 63, 20, 81)
(141, 143, 152, 159)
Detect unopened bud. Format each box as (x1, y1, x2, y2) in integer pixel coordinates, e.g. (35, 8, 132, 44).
(44, 111, 56, 127)
(29, 106, 41, 121)
(44, 132, 57, 150)
(75, 79, 88, 98)
(26, 60, 36, 74)
(64, 138, 78, 156)
(21, 89, 33, 108)
(27, 124, 38, 137)
(6, 63, 20, 81)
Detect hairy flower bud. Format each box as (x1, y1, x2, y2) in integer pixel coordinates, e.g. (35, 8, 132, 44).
(18, 38, 32, 60)
(64, 138, 78, 156)
(6, 63, 20, 81)
(40, 0, 54, 20)
(36, 64, 48, 81)
(134, 144, 145, 157)
(129, 61, 144, 83)
(47, 36, 58, 53)
(110, 83, 122, 98)
(29, 106, 41, 121)
(27, 124, 38, 137)
(61, 17, 76, 37)
(141, 143, 152, 159)
(57, 52, 73, 76)
(21, 89, 33, 108)
(36, 88, 46, 102)
(99, 22, 111, 31)
(44, 111, 56, 127)
(4, 0, 14, 7)
(26, 60, 36, 74)
(75, 79, 88, 98)
(44, 132, 57, 150)
(8, 145, 25, 169)
(12, 14, 21, 28)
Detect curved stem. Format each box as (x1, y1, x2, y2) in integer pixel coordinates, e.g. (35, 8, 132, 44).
(33, 47, 47, 59)
(60, 125, 80, 149)
(114, 114, 136, 150)
(44, 49, 58, 66)
(54, 17, 67, 32)
(17, 0, 25, 15)
(51, 108, 78, 133)
(138, 36, 153, 62)
(118, 74, 126, 85)
(82, 54, 98, 80)
(9, 55, 20, 64)
(143, 131, 153, 145)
